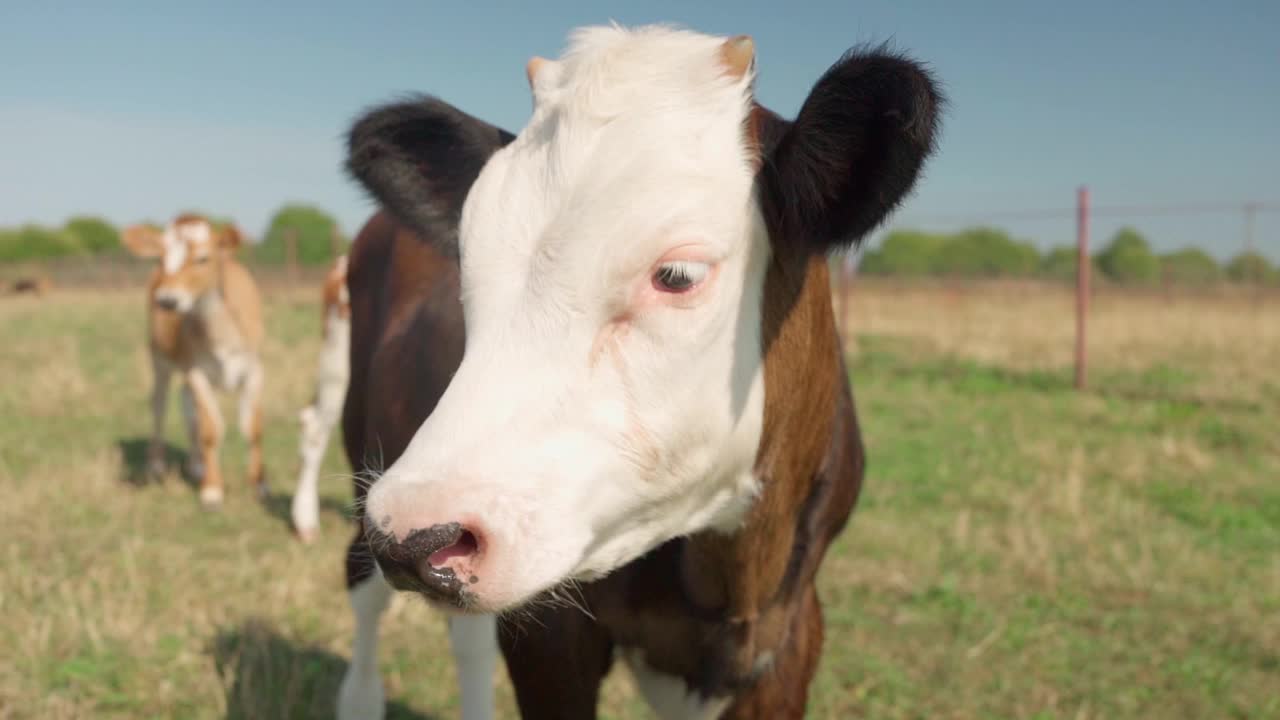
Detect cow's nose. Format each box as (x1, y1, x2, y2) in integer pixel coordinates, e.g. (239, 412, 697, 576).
(154, 295, 179, 311)
(367, 521, 481, 606)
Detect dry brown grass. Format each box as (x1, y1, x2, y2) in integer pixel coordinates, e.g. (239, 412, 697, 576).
(838, 278, 1280, 405)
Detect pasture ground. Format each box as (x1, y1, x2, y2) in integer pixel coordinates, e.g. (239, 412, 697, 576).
(1, 280, 1277, 719)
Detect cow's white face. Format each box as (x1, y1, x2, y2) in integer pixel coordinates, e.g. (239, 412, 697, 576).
(365, 27, 768, 611)
(352, 23, 942, 613)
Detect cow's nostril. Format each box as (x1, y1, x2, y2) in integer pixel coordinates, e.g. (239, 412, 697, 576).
(427, 529, 479, 567)
(155, 296, 179, 311)
(369, 521, 483, 605)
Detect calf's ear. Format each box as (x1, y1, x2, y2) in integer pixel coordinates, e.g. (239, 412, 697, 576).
(121, 225, 165, 258)
(218, 224, 246, 251)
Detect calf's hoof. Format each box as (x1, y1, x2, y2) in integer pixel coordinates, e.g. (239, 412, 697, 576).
(199, 486, 224, 511)
(295, 526, 319, 544)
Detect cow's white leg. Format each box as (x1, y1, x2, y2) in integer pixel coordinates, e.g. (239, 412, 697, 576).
(147, 354, 172, 478)
(338, 571, 392, 720)
(449, 614, 498, 720)
(292, 406, 324, 542)
(292, 375, 343, 542)
(180, 384, 205, 481)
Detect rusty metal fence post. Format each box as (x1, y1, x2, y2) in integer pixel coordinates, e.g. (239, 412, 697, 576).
(1075, 186, 1090, 391)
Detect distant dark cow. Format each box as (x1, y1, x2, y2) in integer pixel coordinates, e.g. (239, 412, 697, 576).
(10, 276, 52, 296)
(336, 24, 942, 720)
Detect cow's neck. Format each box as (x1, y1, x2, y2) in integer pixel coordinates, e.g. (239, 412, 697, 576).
(679, 248, 841, 660)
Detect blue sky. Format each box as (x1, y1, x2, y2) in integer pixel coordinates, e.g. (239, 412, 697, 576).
(1, 1, 1277, 259)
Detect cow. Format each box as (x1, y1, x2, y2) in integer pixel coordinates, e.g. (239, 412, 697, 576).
(336, 24, 941, 720)
(292, 254, 351, 542)
(10, 276, 53, 297)
(122, 214, 267, 510)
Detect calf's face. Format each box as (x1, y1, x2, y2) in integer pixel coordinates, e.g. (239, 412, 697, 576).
(350, 25, 941, 612)
(123, 216, 243, 313)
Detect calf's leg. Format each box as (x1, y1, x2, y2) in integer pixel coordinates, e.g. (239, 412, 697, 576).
(238, 361, 266, 499)
(147, 354, 172, 478)
(180, 384, 204, 481)
(186, 369, 225, 509)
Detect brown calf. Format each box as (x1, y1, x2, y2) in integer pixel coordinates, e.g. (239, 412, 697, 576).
(123, 213, 266, 509)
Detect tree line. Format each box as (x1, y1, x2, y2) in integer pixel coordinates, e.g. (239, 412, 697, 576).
(855, 226, 1278, 286)
(0, 205, 346, 267)
(3, 207, 1276, 287)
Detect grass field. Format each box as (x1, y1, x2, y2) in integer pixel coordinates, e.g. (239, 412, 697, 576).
(1, 281, 1277, 719)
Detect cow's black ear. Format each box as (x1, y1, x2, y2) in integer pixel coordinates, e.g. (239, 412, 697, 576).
(346, 96, 516, 255)
(759, 46, 943, 251)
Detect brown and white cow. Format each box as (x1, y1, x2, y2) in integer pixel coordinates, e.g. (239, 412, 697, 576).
(291, 254, 351, 542)
(123, 213, 267, 509)
(337, 25, 941, 720)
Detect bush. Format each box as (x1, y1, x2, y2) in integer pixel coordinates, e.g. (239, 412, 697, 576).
(1041, 246, 1080, 281)
(0, 225, 85, 262)
(861, 227, 1040, 278)
(64, 216, 121, 255)
(932, 226, 1040, 277)
(1159, 248, 1221, 285)
(251, 204, 344, 266)
(1097, 227, 1160, 284)
(859, 230, 945, 276)
(1225, 251, 1276, 285)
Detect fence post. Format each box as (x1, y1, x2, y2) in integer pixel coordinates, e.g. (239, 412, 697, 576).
(284, 227, 299, 285)
(1075, 186, 1090, 391)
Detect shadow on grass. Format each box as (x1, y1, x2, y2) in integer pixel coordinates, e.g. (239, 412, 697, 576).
(260, 489, 355, 536)
(116, 436, 193, 488)
(212, 618, 439, 720)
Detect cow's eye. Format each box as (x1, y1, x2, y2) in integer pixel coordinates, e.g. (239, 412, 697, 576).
(194, 256, 210, 264)
(653, 261, 708, 293)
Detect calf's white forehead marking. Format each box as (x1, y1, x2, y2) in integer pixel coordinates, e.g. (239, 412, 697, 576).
(161, 228, 187, 275)
(161, 221, 214, 275)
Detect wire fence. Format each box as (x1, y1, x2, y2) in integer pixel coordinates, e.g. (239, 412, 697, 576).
(8, 195, 1280, 388)
(831, 191, 1280, 389)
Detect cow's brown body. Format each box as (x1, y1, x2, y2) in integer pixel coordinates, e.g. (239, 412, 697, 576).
(341, 209, 864, 716)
